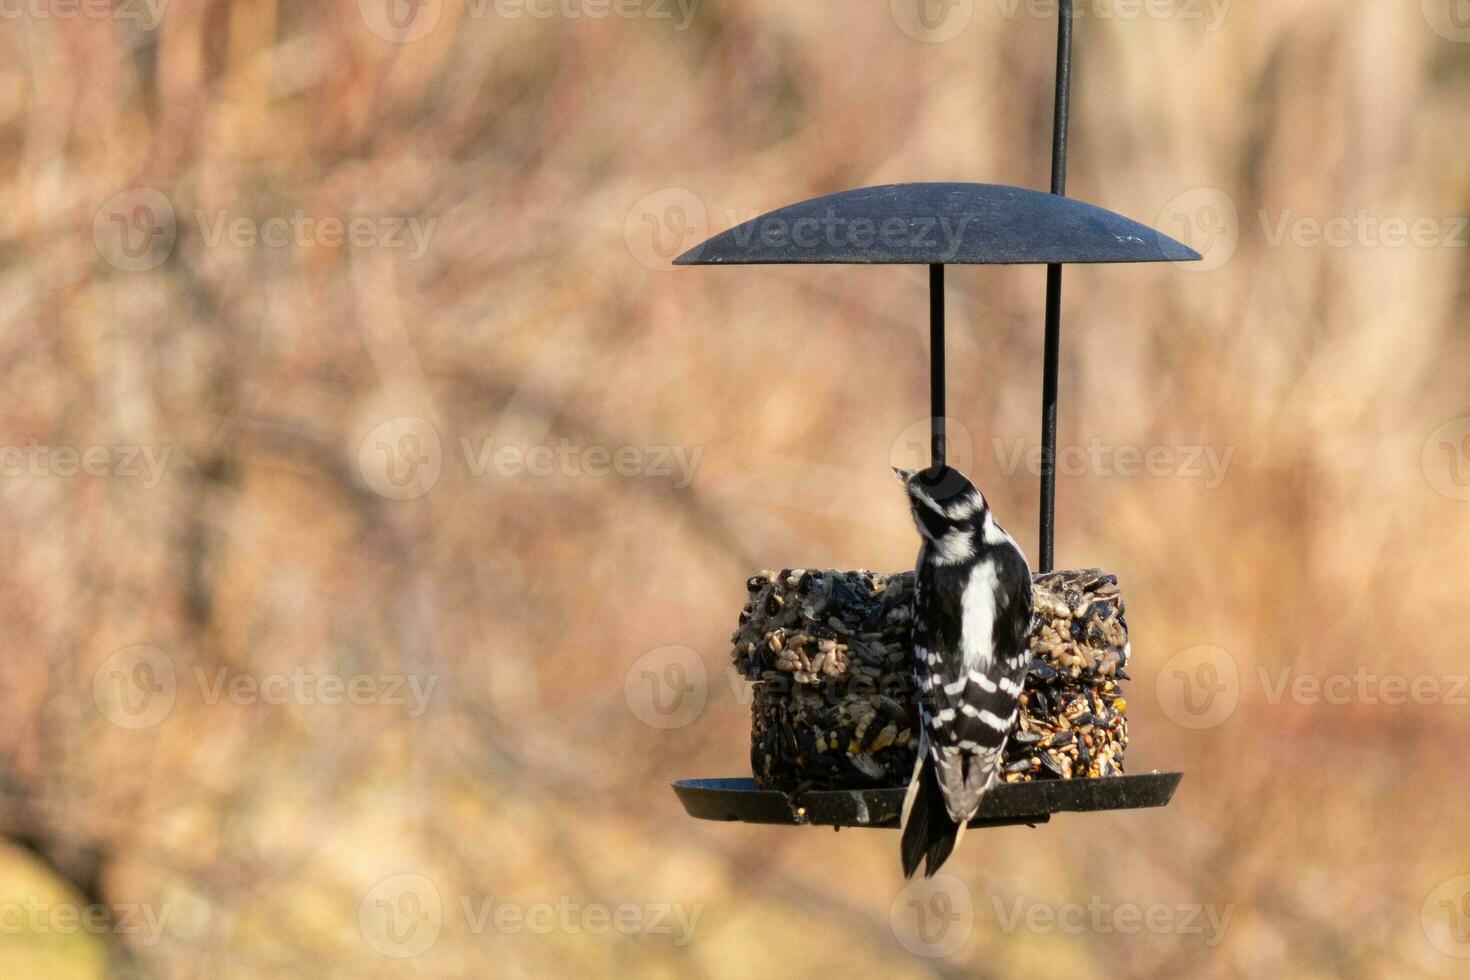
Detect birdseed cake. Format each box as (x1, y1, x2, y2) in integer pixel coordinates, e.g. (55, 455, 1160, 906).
(731, 567, 1131, 791)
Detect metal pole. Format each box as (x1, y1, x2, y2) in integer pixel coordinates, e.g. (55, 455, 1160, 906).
(1039, 2, 1074, 573)
(930, 263, 946, 468)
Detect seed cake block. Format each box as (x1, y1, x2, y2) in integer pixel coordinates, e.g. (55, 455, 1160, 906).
(731, 567, 1132, 791)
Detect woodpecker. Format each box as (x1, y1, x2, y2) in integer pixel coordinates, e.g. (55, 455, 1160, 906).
(895, 464, 1034, 878)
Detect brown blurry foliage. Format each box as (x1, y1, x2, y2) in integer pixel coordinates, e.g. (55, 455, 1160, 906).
(0, 0, 1466, 977)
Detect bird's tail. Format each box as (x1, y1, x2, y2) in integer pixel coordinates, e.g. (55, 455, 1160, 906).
(899, 755, 966, 879)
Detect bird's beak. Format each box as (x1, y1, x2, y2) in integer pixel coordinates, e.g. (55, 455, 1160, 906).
(892, 466, 915, 486)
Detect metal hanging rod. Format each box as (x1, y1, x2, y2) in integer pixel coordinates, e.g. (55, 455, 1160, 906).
(1039, 2, 1075, 573)
(930, 264, 946, 467)
(925, 3, 1074, 571)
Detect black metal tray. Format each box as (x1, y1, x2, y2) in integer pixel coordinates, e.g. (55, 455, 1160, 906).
(673, 772, 1182, 830)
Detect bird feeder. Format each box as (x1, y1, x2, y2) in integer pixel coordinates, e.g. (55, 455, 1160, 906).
(672, 6, 1193, 831)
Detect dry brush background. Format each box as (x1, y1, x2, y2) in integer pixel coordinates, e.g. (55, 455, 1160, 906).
(0, 0, 1467, 976)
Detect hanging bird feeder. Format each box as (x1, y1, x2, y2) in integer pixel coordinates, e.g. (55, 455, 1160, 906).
(672, 6, 1194, 831)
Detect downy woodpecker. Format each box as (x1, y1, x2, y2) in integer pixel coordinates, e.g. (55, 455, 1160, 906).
(895, 464, 1034, 878)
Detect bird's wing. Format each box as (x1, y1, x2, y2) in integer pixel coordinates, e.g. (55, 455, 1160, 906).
(916, 556, 1033, 823)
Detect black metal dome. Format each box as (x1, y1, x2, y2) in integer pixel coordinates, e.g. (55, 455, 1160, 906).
(675, 182, 1201, 266)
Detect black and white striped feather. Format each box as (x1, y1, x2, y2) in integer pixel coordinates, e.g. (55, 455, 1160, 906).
(895, 465, 1033, 878)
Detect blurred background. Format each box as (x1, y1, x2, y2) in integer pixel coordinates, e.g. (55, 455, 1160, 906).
(0, 0, 1467, 976)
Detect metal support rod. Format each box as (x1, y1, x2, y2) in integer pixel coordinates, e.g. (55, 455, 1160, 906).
(1039, 2, 1074, 573)
(929, 263, 946, 468)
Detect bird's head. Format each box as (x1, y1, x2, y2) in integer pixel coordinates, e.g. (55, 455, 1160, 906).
(893, 465, 987, 558)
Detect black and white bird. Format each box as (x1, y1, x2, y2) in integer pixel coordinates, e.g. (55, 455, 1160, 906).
(894, 464, 1034, 878)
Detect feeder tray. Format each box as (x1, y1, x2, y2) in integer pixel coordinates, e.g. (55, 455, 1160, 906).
(673, 772, 1182, 829)
(672, 4, 1193, 829)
